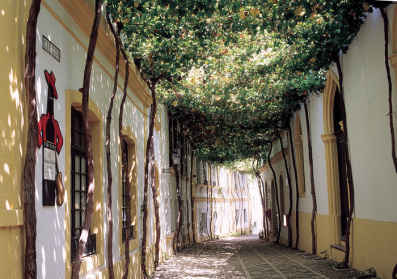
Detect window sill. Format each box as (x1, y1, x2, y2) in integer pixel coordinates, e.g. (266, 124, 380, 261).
(79, 253, 104, 275)
(119, 239, 139, 256)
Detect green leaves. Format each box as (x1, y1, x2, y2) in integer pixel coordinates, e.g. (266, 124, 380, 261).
(106, 0, 371, 167)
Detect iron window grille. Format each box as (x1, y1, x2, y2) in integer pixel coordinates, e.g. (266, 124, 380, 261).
(122, 139, 133, 242)
(71, 108, 96, 261)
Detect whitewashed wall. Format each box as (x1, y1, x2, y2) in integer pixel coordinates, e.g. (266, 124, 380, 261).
(35, 2, 149, 278)
(329, 6, 397, 222)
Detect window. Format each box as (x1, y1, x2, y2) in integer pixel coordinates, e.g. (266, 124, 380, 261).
(235, 209, 240, 226)
(244, 209, 247, 223)
(70, 109, 96, 261)
(121, 139, 133, 242)
(202, 162, 207, 185)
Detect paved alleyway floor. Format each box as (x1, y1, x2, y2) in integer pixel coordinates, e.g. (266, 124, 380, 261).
(150, 235, 372, 279)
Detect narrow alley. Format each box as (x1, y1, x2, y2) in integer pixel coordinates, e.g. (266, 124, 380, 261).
(150, 235, 370, 279)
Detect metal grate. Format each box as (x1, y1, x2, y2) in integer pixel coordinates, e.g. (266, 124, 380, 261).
(71, 233, 96, 262)
(122, 225, 134, 243)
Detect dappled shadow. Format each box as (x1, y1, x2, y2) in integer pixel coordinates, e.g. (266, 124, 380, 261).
(150, 235, 369, 279)
(150, 237, 247, 279)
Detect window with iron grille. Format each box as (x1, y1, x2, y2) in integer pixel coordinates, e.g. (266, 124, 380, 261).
(195, 160, 202, 184)
(122, 139, 133, 242)
(71, 108, 95, 261)
(202, 162, 207, 185)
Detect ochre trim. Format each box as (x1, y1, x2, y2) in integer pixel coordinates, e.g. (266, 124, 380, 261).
(321, 68, 343, 245)
(260, 148, 289, 172)
(56, 0, 153, 107)
(0, 209, 24, 227)
(64, 90, 104, 277)
(79, 254, 104, 276)
(119, 126, 139, 256)
(323, 68, 340, 135)
(154, 119, 161, 132)
(42, 0, 151, 114)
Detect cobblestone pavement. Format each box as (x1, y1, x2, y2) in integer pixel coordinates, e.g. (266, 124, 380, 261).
(150, 235, 371, 279)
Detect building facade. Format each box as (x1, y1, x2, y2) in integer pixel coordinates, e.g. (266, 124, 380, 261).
(1, 1, 252, 277)
(261, 6, 397, 278)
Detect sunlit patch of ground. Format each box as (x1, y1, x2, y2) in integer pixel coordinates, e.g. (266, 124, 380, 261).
(150, 235, 369, 279)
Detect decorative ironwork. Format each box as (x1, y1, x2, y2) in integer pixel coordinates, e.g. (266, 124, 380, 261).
(122, 226, 134, 243)
(42, 36, 61, 62)
(71, 233, 96, 262)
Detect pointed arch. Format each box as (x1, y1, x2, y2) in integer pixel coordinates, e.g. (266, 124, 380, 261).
(321, 68, 343, 246)
(323, 68, 340, 135)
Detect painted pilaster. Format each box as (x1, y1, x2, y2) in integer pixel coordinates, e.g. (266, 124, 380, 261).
(321, 133, 342, 245)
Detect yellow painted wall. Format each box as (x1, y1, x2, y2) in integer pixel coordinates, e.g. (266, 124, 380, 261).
(289, 211, 397, 278)
(0, 0, 30, 278)
(289, 211, 332, 256)
(86, 252, 141, 279)
(350, 218, 397, 279)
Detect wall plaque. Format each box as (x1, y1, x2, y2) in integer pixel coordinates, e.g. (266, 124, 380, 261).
(42, 36, 61, 62)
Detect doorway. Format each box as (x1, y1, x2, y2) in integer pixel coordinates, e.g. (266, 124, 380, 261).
(333, 88, 349, 236)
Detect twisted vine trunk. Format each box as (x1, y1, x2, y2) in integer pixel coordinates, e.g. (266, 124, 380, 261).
(304, 102, 317, 255)
(210, 165, 213, 239)
(268, 142, 281, 243)
(252, 158, 267, 240)
(279, 135, 293, 247)
(188, 149, 194, 243)
(287, 122, 300, 249)
(334, 57, 355, 268)
(71, 1, 102, 277)
(191, 152, 196, 243)
(172, 164, 183, 252)
(104, 12, 121, 279)
(119, 38, 131, 279)
(149, 141, 161, 268)
(206, 173, 210, 236)
(141, 81, 157, 277)
(24, 1, 41, 277)
(379, 7, 397, 173)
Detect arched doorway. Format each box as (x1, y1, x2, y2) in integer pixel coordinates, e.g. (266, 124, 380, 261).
(321, 68, 344, 244)
(333, 89, 349, 236)
(271, 179, 278, 237)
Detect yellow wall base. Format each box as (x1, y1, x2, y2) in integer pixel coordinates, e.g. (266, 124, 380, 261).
(289, 211, 397, 278)
(88, 252, 141, 279)
(350, 218, 397, 279)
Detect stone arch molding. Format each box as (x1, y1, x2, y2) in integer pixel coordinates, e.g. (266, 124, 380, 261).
(321, 68, 342, 246)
